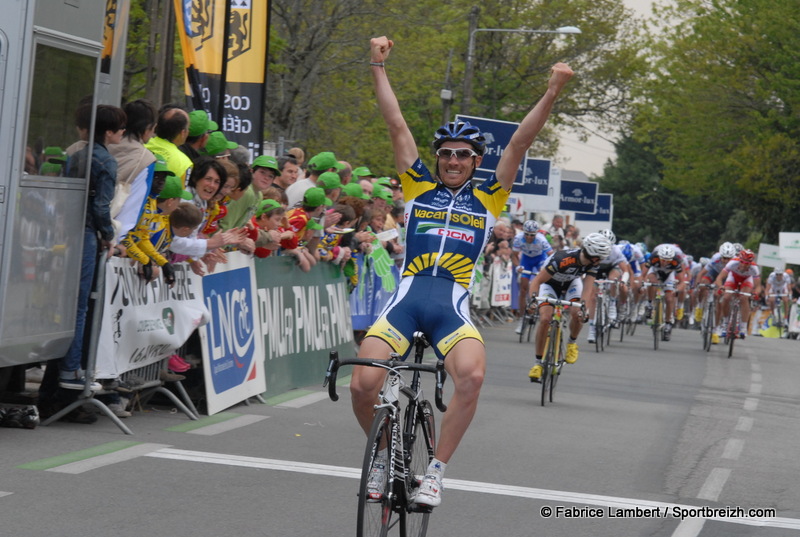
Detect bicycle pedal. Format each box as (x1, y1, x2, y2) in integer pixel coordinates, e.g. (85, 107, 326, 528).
(409, 503, 434, 513)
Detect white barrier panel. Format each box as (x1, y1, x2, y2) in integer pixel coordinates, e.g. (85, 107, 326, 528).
(757, 243, 784, 269)
(96, 258, 210, 379)
(490, 259, 513, 307)
(198, 252, 267, 415)
(778, 232, 800, 264)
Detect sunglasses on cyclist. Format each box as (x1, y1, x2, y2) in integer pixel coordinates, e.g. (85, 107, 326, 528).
(435, 147, 479, 161)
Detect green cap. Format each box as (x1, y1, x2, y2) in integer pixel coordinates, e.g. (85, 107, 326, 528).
(43, 146, 67, 164)
(303, 187, 333, 208)
(341, 182, 370, 200)
(158, 174, 192, 200)
(152, 154, 176, 176)
(203, 131, 237, 156)
(352, 166, 374, 178)
(306, 219, 324, 230)
(252, 154, 281, 175)
(374, 176, 392, 187)
(39, 161, 64, 175)
(307, 151, 345, 172)
(255, 198, 282, 217)
(372, 184, 393, 203)
(317, 171, 342, 190)
(188, 110, 219, 137)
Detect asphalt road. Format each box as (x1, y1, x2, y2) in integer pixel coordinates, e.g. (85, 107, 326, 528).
(2, 321, 799, 537)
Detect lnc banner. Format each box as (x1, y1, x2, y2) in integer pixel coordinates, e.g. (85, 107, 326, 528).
(174, 0, 270, 157)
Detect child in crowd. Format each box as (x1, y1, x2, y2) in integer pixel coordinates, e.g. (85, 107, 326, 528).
(318, 204, 355, 266)
(252, 198, 312, 271)
(286, 187, 333, 266)
(122, 171, 200, 285)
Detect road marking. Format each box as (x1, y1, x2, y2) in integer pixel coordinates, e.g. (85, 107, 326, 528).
(671, 517, 706, 537)
(187, 414, 269, 435)
(697, 467, 730, 501)
(0, 492, 12, 499)
(166, 412, 264, 433)
(275, 391, 330, 409)
(750, 383, 762, 395)
(145, 448, 800, 530)
(751, 372, 762, 383)
(722, 438, 744, 460)
(17, 443, 171, 474)
(735, 416, 753, 432)
(743, 397, 759, 411)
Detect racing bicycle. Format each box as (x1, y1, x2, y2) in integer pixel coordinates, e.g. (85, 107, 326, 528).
(722, 289, 753, 359)
(643, 282, 667, 350)
(696, 283, 717, 352)
(324, 332, 448, 537)
(533, 296, 586, 406)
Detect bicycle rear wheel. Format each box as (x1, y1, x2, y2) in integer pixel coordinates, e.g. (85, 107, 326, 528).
(358, 408, 394, 537)
(401, 400, 435, 537)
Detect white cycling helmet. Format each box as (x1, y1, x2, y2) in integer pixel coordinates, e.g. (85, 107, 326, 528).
(658, 244, 676, 260)
(582, 233, 612, 259)
(522, 220, 539, 234)
(719, 242, 736, 258)
(732, 242, 743, 254)
(598, 228, 616, 244)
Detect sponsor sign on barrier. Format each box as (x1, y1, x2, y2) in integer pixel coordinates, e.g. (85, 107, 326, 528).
(97, 257, 210, 379)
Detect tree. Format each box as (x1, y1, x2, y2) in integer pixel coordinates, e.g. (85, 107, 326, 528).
(632, 0, 800, 242)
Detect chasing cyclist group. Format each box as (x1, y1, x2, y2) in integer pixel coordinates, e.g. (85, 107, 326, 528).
(510, 223, 794, 381)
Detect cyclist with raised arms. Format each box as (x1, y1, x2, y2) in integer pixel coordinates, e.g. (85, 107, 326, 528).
(765, 268, 792, 328)
(694, 242, 736, 343)
(644, 244, 684, 341)
(513, 219, 554, 334)
(715, 248, 762, 339)
(350, 36, 573, 508)
(527, 233, 611, 381)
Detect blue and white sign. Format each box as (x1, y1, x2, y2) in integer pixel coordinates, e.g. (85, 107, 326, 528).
(515, 158, 550, 196)
(559, 180, 598, 214)
(455, 114, 525, 184)
(576, 193, 613, 223)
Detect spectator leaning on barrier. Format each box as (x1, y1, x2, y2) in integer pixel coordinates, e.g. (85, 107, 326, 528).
(179, 109, 218, 161)
(145, 104, 193, 186)
(252, 198, 312, 271)
(218, 162, 258, 230)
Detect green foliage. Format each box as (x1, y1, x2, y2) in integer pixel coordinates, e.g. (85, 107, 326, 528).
(597, 136, 733, 256)
(631, 0, 800, 242)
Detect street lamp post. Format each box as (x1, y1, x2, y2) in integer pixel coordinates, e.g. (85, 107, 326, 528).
(461, 25, 581, 115)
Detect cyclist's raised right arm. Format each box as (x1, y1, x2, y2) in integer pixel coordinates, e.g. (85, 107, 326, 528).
(371, 36, 419, 175)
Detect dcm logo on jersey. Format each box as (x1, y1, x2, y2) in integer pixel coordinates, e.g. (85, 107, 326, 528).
(416, 223, 477, 244)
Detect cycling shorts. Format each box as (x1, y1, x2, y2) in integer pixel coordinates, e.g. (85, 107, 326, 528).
(647, 267, 677, 291)
(519, 253, 548, 280)
(364, 275, 482, 360)
(723, 272, 754, 290)
(539, 278, 583, 303)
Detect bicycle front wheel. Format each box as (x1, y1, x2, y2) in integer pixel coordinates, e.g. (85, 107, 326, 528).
(541, 324, 558, 406)
(595, 297, 604, 353)
(358, 408, 394, 537)
(728, 306, 739, 359)
(549, 326, 564, 403)
(653, 298, 661, 350)
(401, 400, 435, 537)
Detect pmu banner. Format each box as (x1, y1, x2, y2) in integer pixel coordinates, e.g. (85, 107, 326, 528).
(174, 0, 270, 157)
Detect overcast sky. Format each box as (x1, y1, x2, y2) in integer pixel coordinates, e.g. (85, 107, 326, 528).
(555, 0, 657, 177)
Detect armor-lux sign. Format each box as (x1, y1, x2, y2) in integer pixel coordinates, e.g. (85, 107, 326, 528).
(559, 179, 598, 214)
(576, 193, 613, 222)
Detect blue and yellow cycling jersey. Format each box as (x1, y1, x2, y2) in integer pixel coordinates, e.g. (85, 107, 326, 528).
(400, 159, 509, 289)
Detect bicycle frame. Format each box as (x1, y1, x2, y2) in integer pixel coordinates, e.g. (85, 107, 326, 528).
(324, 333, 448, 536)
(696, 283, 716, 352)
(534, 296, 585, 406)
(722, 289, 753, 358)
(593, 279, 619, 352)
(643, 282, 666, 350)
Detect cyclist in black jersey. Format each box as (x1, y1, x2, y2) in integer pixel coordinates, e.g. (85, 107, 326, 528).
(350, 35, 573, 508)
(527, 233, 611, 381)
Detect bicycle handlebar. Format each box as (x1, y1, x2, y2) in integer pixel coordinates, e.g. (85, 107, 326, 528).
(532, 295, 587, 321)
(323, 351, 449, 413)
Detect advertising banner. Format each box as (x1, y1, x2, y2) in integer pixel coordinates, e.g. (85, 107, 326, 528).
(490, 260, 513, 307)
(198, 252, 267, 415)
(96, 258, 209, 379)
(255, 256, 354, 397)
(779, 232, 800, 264)
(757, 243, 784, 270)
(575, 193, 613, 223)
(559, 179, 598, 214)
(174, 0, 270, 157)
